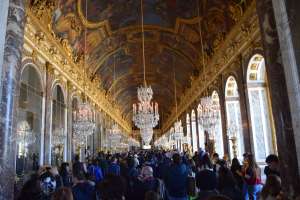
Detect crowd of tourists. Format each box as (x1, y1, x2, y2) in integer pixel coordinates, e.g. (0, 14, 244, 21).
(16, 148, 285, 200)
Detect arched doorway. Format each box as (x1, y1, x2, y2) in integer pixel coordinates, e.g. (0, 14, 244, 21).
(16, 64, 43, 175)
(225, 76, 244, 159)
(247, 54, 276, 162)
(212, 91, 224, 157)
(51, 85, 66, 166)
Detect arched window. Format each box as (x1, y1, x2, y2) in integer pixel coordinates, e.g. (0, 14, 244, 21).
(51, 85, 66, 166)
(191, 110, 198, 152)
(197, 104, 205, 149)
(225, 76, 244, 159)
(16, 65, 43, 175)
(212, 91, 224, 157)
(186, 114, 191, 147)
(247, 54, 276, 161)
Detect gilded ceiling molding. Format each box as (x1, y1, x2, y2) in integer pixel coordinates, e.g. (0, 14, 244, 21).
(162, 1, 260, 133)
(24, 12, 132, 134)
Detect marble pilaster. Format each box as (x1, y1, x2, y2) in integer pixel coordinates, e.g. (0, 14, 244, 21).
(257, 0, 300, 196)
(194, 103, 201, 149)
(66, 82, 73, 162)
(43, 62, 54, 164)
(0, 0, 26, 198)
(188, 109, 194, 151)
(181, 113, 187, 137)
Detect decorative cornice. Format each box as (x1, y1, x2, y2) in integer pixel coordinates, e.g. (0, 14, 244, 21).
(24, 12, 132, 134)
(162, 2, 260, 133)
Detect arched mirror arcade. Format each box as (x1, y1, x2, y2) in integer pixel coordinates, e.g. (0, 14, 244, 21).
(225, 76, 244, 159)
(247, 54, 277, 162)
(51, 84, 67, 166)
(16, 64, 43, 175)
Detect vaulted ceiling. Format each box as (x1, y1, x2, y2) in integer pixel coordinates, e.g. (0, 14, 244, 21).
(50, 0, 252, 127)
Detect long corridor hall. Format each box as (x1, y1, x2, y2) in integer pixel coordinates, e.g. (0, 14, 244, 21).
(0, 0, 300, 199)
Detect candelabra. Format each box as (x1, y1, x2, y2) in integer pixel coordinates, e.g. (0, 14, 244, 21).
(227, 122, 238, 158)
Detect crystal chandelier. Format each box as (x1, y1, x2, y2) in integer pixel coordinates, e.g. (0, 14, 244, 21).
(133, 86, 159, 130)
(132, 0, 159, 146)
(108, 123, 122, 144)
(198, 96, 220, 132)
(12, 121, 36, 144)
(173, 120, 184, 141)
(73, 133, 86, 147)
(52, 127, 66, 146)
(73, 102, 96, 137)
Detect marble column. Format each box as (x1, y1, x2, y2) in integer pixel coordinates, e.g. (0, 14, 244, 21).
(272, 0, 300, 171)
(218, 77, 230, 156)
(0, 0, 26, 198)
(235, 58, 252, 154)
(256, 0, 300, 196)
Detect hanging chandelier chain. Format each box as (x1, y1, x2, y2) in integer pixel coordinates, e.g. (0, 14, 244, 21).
(113, 54, 116, 99)
(141, 0, 146, 86)
(83, 0, 88, 101)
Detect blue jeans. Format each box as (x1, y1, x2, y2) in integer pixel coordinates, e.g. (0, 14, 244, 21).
(243, 183, 249, 199)
(247, 184, 262, 200)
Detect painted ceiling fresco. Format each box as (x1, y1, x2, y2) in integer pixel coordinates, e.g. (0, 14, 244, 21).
(50, 0, 253, 126)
